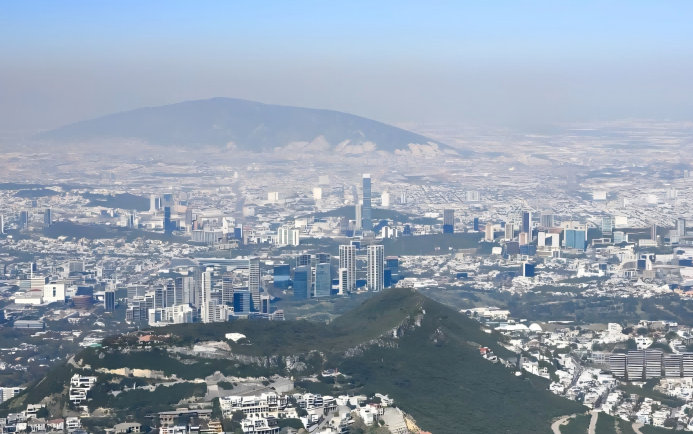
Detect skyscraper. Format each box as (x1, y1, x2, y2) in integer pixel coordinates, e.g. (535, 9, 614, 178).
(602, 216, 614, 235)
(362, 174, 372, 230)
(293, 266, 311, 299)
(400, 191, 407, 205)
(381, 191, 390, 207)
(273, 264, 291, 289)
(185, 208, 193, 232)
(297, 254, 311, 267)
(485, 223, 494, 241)
(473, 217, 479, 232)
(248, 257, 261, 308)
(367, 244, 384, 292)
(678, 218, 686, 237)
(314, 263, 331, 297)
(0, 215, 4, 234)
(522, 211, 531, 234)
(43, 209, 51, 228)
(19, 211, 28, 230)
(354, 204, 363, 230)
(201, 271, 213, 323)
(443, 209, 454, 234)
(104, 290, 116, 311)
(651, 224, 657, 241)
(505, 223, 514, 240)
(339, 245, 355, 293)
(164, 207, 172, 233)
(540, 212, 554, 228)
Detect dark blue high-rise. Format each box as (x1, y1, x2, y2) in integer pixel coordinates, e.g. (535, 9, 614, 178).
(293, 266, 310, 299)
(164, 207, 172, 233)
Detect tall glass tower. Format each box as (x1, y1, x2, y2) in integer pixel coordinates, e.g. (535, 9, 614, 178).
(362, 174, 372, 230)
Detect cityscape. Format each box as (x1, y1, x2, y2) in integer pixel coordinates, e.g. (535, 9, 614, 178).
(2, 2, 693, 434)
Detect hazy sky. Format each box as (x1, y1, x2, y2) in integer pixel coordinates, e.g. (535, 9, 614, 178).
(2, 1, 692, 133)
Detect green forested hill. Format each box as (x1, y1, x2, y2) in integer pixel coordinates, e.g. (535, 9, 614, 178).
(4, 288, 584, 433)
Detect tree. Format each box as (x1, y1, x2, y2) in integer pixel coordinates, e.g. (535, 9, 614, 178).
(231, 410, 245, 422)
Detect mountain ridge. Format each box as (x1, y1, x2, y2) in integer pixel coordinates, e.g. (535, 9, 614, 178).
(34, 98, 453, 155)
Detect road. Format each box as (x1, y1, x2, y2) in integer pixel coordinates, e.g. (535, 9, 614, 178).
(551, 415, 574, 434)
(588, 411, 598, 434)
(632, 423, 644, 434)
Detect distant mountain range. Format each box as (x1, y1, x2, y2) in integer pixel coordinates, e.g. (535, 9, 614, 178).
(35, 98, 452, 155)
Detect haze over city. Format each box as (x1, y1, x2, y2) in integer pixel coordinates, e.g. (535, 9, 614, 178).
(1, 2, 693, 434)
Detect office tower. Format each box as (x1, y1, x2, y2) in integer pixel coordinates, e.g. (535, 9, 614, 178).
(162, 193, 174, 208)
(564, 229, 586, 250)
(473, 217, 479, 232)
(234, 224, 243, 240)
(165, 280, 175, 307)
(221, 275, 234, 305)
(683, 353, 693, 377)
(540, 212, 554, 228)
(290, 228, 300, 246)
(362, 174, 372, 230)
(31, 200, 37, 208)
(613, 231, 626, 244)
(267, 192, 279, 202)
(104, 290, 115, 311)
(367, 245, 384, 292)
(127, 285, 147, 301)
(248, 257, 260, 308)
(384, 269, 392, 288)
(381, 191, 390, 207)
(185, 208, 193, 232)
(601, 216, 614, 235)
(485, 223, 494, 241)
(315, 252, 331, 265)
(522, 211, 531, 234)
(164, 207, 172, 233)
(354, 204, 363, 230)
(338, 268, 349, 295)
(127, 213, 135, 228)
(678, 218, 686, 237)
(651, 224, 657, 241)
(466, 191, 480, 202)
(293, 266, 311, 299)
(339, 245, 356, 293)
(19, 211, 29, 230)
(297, 254, 311, 267)
(260, 293, 271, 314)
(150, 194, 156, 212)
(504, 223, 514, 240)
(278, 226, 289, 246)
(233, 289, 251, 314)
(201, 271, 213, 323)
(0, 215, 4, 234)
(313, 187, 322, 200)
(400, 191, 407, 205)
(521, 263, 535, 278)
(443, 209, 454, 234)
(273, 264, 291, 289)
(43, 209, 51, 228)
(386, 256, 399, 284)
(314, 263, 331, 297)
(154, 286, 164, 309)
(174, 277, 185, 305)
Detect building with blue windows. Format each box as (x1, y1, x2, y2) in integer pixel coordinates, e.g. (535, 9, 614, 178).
(314, 263, 331, 297)
(293, 266, 311, 299)
(273, 264, 291, 289)
(233, 289, 252, 313)
(362, 174, 372, 230)
(564, 229, 586, 250)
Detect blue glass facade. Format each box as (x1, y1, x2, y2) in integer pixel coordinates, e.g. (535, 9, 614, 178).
(273, 264, 291, 289)
(314, 263, 331, 297)
(473, 217, 479, 231)
(565, 229, 586, 249)
(233, 290, 252, 313)
(293, 266, 310, 299)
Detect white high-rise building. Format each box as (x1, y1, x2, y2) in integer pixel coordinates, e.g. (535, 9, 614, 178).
(367, 245, 384, 292)
(201, 271, 213, 323)
(678, 218, 686, 237)
(466, 191, 480, 202)
(278, 226, 300, 246)
(400, 192, 407, 205)
(313, 188, 322, 200)
(338, 245, 356, 293)
(290, 228, 300, 246)
(267, 192, 279, 203)
(0, 215, 4, 234)
(504, 223, 514, 240)
(381, 191, 390, 207)
(150, 194, 156, 212)
(248, 257, 261, 308)
(354, 204, 363, 230)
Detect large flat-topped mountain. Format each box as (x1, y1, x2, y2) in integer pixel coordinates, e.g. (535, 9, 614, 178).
(36, 98, 450, 155)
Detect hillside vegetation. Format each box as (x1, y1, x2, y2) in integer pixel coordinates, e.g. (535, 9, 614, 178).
(10, 288, 584, 434)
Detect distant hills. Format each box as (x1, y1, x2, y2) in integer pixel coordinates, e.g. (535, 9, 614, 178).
(3, 289, 583, 433)
(35, 98, 452, 155)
